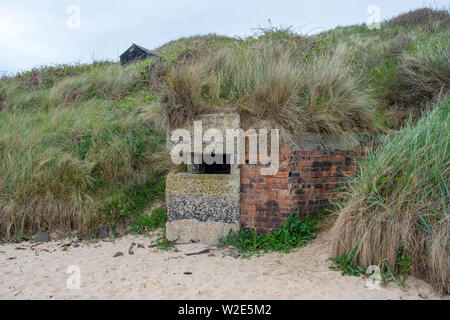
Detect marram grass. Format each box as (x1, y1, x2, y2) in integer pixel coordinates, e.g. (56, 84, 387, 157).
(331, 98, 449, 294)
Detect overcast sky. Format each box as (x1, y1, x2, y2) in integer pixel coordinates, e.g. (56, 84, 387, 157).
(0, 0, 444, 74)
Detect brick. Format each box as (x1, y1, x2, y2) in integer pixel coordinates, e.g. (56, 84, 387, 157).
(273, 171, 289, 178)
(240, 144, 367, 233)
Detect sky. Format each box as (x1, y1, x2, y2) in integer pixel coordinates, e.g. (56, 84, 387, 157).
(0, 0, 445, 74)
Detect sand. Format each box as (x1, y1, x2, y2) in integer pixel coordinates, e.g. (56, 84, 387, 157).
(0, 229, 447, 300)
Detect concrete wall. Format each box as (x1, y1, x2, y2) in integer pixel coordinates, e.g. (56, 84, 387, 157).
(165, 112, 241, 245)
(165, 110, 373, 240)
(165, 170, 240, 244)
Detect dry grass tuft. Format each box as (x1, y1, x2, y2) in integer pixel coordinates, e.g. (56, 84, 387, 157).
(396, 40, 449, 106)
(331, 98, 449, 294)
(161, 40, 379, 136)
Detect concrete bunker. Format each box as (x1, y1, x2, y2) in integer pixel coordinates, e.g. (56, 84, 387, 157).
(165, 113, 241, 245)
(189, 154, 231, 175)
(165, 111, 372, 244)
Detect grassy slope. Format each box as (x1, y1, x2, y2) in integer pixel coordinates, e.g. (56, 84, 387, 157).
(331, 98, 449, 294)
(0, 62, 170, 238)
(327, 8, 449, 294)
(159, 31, 381, 137)
(0, 8, 448, 242)
(314, 11, 449, 124)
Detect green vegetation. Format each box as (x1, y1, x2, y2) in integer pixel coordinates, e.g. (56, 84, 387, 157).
(99, 175, 165, 219)
(0, 62, 172, 238)
(321, 9, 449, 292)
(314, 8, 449, 125)
(331, 97, 449, 294)
(161, 33, 379, 136)
(329, 243, 414, 287)
(132, 207, 167, 234)
(219, 214, 320, 254)
(151, 230, 178, 252)
(329, 242, 366, 277)
(386, 8, 449, 28)
(156, 8, 449, 134)
(0, 7, 448, 288)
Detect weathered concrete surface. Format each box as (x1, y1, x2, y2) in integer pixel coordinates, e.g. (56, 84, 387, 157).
(166, 112, 241, 156)
(166, 112, 241, 245)
(166, 219, 239, 245)
(166, 171, 240, 245)
(287, 133, 374, 151)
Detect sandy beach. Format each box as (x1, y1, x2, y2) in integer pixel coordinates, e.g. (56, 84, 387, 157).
(0, 229, 447, 300)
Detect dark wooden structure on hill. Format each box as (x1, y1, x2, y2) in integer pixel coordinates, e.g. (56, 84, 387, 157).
(120, 43, 160, 65)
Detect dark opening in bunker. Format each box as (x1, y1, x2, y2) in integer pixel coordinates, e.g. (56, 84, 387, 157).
(198, 154, 231, 174)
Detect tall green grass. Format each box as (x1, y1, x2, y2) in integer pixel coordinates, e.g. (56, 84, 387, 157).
(315, 9, 449, 125)
(0, 62, 170, 237)
(331, 97, 449, 294)
(43, 63, 144, 109)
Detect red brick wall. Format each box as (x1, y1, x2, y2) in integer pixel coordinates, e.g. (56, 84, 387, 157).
(240, 146, 371, 233)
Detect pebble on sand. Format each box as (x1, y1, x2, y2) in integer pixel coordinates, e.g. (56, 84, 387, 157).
(34, 232, 50, 243)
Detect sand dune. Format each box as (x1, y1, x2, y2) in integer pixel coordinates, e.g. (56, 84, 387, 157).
(0, 229, 447, 300)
